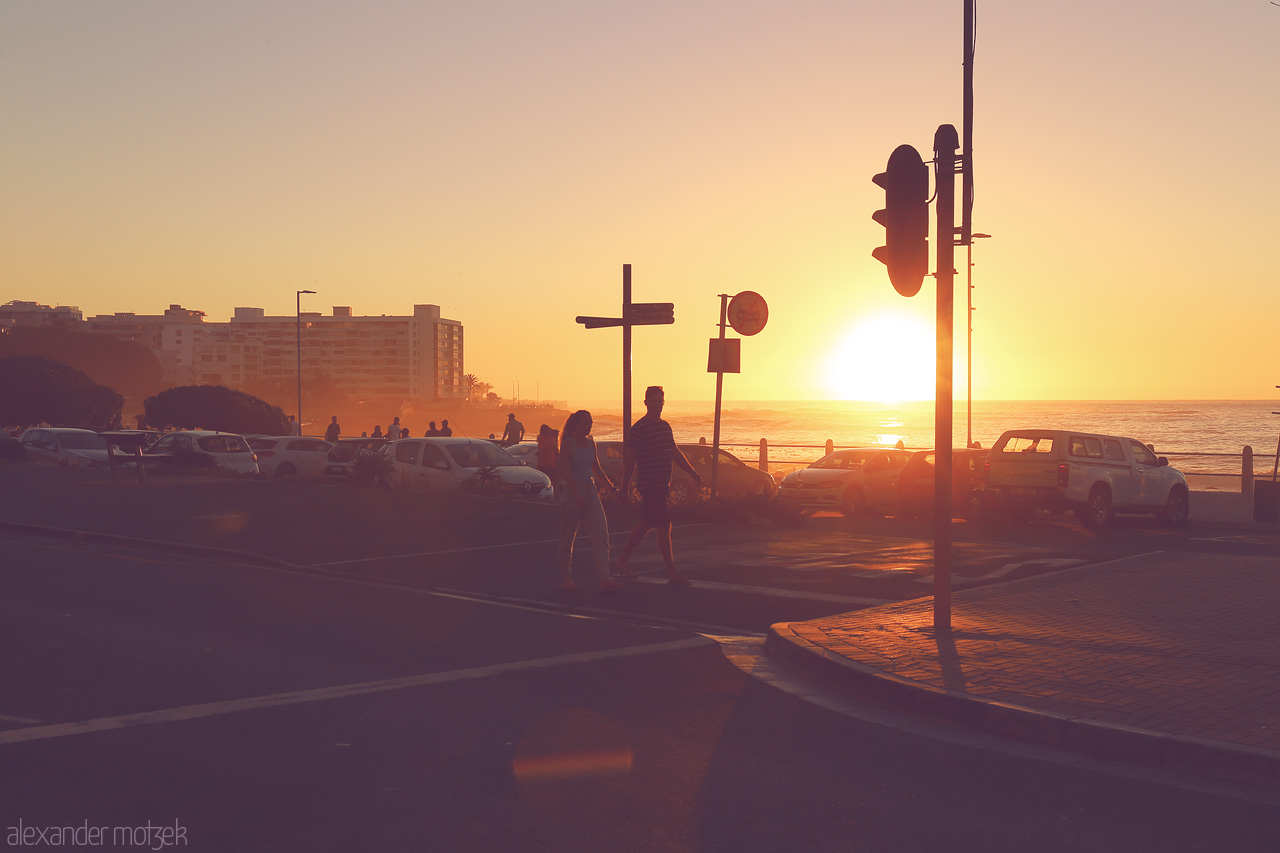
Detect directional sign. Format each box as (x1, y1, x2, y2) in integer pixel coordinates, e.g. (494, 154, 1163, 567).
(575, 316, 625, 329)
(626, 302, 675, 324)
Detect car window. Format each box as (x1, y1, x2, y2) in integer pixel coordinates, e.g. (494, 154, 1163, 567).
(250, 438, 277, 450)
(22, 431, 46, 448)
(813, 452, 870, 470)
(715, 449, 744, 468)
(999, 435, 1055, 454)
(1128, 440, 1158, 467)
(57, 432, 107, 450)
(601, 443, 624, 461)
(420, 443, 448, 468)
(395, 442, 421, 464)
(1104, 440, 1125, 462)
(199, 436, 229, 452)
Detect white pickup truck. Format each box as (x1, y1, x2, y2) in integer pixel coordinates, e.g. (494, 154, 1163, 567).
(984, 429, 1190, 529)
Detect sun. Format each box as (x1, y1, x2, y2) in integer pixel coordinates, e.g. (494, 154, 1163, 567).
(822, 311, 936, 402)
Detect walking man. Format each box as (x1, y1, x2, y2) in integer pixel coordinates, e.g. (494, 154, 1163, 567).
(325, 416, 341, 443)
(617, 386, 702, 584)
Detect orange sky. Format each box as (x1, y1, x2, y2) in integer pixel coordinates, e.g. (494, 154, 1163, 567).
(3, 1, 1277, 403)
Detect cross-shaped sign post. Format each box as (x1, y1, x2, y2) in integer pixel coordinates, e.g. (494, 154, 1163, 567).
(575, 264, 675, 445)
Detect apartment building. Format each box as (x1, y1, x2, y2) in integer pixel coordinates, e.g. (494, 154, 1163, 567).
(0, 300, 84, 331)
(84, 303, 464, 402)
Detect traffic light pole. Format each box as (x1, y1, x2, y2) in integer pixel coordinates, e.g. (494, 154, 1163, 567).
(933, 125, 959, 634)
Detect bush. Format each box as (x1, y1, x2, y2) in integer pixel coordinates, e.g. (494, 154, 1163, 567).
(0, 356, 123, 428)
(144, 385, 288, 436)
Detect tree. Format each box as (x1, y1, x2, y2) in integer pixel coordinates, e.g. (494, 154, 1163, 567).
(0, 356, 123, 428)
(0, 322, 164, 403)
(462, 374, 493, 402)
(144, 385, 289, 435)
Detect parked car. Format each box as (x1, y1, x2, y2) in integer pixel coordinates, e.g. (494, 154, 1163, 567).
(895, 448, 988, 519)
(143, 430, 259, 475)
(19, 428, 114, 468)
(777, 446, 912, 515)
(248, 436, 334, 478)
(379, 437, 553, 498)
(322, 437, 390, 480)
(983, 428, 1190, 528)
(502, 440, 542, 468)
(593, 441, 776, 507)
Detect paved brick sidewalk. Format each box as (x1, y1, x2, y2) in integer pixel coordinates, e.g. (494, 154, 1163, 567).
(768, 552, 1280, 784)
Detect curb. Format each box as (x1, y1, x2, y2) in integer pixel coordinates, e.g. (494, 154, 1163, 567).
(765, 621, 1280, 789)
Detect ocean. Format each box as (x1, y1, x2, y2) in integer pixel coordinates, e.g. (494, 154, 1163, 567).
(575, 400, 1280, 475)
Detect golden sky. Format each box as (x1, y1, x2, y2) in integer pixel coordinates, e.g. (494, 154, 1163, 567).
(3, 1, 1277, 402)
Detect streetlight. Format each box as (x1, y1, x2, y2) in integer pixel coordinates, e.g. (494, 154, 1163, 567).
(966, 234, 991, 449)
(296, 289, 316, 430)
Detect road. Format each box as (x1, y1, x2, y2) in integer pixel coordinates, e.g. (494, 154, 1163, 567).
(3, 469, 1280, 850)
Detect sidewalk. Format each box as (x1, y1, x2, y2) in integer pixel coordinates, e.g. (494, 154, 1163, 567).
(767, 551, 1280, 788)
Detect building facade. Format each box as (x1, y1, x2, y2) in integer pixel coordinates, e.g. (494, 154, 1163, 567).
(84, 303, 464, 402)
(0, 300, 84, 331)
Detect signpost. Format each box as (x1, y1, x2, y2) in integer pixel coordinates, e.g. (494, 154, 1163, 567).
(575, 264, 675, 446)
(708, 291, 768, 500)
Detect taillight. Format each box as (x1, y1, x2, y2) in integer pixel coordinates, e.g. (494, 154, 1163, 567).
(1057, 463, 1069, 487)
(984, 460, 991, 478)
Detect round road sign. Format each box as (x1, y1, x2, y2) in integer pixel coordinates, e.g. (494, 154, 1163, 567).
(727, 291, 768, 336)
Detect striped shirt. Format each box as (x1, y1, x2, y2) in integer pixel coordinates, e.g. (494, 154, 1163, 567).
(626, 416, 676, 490)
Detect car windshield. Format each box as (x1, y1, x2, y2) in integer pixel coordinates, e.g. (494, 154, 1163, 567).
(811, 451, 873, 470)
(446, 442, 518, 468)
(249, 438, 278, 450)
(58, 433, 107, 450)
(330, 440, 379, 462)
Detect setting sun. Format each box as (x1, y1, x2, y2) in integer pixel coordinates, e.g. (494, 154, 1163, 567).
(822, 311, 937, 402)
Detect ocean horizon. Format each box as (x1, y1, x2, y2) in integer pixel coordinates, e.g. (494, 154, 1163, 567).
(560, 399, 1279, 472)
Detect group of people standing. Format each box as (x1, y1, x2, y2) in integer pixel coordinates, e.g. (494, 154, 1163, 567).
(555, 385, 702, 593)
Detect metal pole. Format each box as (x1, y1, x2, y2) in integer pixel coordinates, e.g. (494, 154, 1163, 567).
(710, 293, 729, 501)
(961, 0, 974, 245)
(622, 264, 632, 446)
(934, 125, 959, 634)
(296, 289, 315, 429)
(967, 240, 973, 450)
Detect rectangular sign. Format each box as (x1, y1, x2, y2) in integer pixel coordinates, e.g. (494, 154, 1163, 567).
(626, 302, 675, 324)
(707, 338, 741, 373)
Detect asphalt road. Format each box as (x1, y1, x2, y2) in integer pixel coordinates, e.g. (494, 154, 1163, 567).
(5, 515, 1280, 851)
(5, 464, 1280, 850)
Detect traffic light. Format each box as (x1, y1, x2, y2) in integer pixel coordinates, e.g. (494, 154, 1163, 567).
(872, 144, 929, 297)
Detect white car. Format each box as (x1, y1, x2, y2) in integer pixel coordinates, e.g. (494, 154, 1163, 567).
(144, 430, 259, 474)
(777, 446, 912, 515)
(19, 428, 115, 468)
(248, 436, 334, 478)
(380, 437, 553, 498)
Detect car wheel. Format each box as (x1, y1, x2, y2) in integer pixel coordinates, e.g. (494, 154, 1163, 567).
(1158, 485, 1190, 527)
(275, 463, 297, 479)
(1077, 486, 1112, 530)
(841, 486, 866, 516)
(670, 480, 693, 506)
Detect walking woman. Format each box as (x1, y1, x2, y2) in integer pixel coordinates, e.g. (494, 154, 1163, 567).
(557, 410, 620, 592)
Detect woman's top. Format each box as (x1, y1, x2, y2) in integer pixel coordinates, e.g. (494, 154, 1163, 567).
(564, 438, 596, 485)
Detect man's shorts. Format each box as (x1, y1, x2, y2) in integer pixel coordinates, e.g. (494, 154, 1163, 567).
(637, 484, 671, 526)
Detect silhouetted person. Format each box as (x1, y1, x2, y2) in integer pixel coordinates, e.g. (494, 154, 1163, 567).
(287, 415, 301, 436)
(425, 421, 441, 436)
(388, 416, 402, 438)
(440, 420, 452, 437)
(371, 425, 383, 439)
(501, 413, 525, 445)
(557, 410, 619, 592)
(325, 416, 341, 443)
(400, 428, 409, 439)
(617, 386, 701, 584)
(537, 424, 559, 485)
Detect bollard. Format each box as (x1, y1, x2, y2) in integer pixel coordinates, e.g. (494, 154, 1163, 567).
(758, 438, 768, 473)
(825, 439, 834, 456)
(1243, 446, 1254, 503)
(135, 444, 146, 485)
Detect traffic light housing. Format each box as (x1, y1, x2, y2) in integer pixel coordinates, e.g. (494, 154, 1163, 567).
(872, 144, 929, 297)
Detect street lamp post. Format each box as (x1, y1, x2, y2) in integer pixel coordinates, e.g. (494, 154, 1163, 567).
(966, 234, 991, 448)
(296, 289, 316, 429)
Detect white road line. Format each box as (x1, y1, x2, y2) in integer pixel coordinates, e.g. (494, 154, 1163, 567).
(0, 637, 713, 748)
(627, 576, 890, 606)
(0, 715, 43, 725)
(913, 557, 1087, 585)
